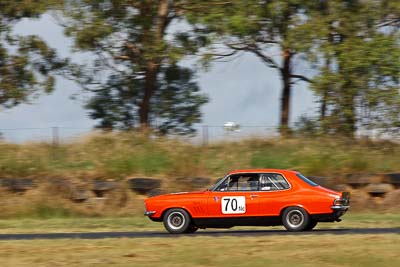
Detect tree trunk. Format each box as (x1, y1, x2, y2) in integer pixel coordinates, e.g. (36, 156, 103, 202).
(139, 61, 158, 130)
(137, 0, 170, 131)
(279, 49, 292, 136)
(320, 57, 330, 133)
(320, 89, 327, 121)
(342, 90, 357, 138)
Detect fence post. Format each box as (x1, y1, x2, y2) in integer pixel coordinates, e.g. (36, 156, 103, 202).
(202, 125, 209, 146)
(52, 127, 60, 146)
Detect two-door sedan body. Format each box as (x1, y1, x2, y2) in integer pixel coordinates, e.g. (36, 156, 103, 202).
(144, 169, 350, 233)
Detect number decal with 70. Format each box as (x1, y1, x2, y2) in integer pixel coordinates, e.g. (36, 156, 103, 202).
(221, 196, 246, 214)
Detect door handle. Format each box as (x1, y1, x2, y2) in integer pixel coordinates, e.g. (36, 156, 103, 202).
(250, 195, 259, 199)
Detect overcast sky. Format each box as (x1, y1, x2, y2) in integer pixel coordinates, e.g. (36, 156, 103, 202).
(0, 14, 317, 142)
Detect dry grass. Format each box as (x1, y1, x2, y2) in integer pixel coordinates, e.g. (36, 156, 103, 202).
(0, 234, 399, 267)
(1, 132, 400, 180)
(0, 183, 147, 219)
(1, 132, 400, 217)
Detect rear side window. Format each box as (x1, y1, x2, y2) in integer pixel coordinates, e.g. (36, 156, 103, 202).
(296, 173, 318, 186)
(260, 173, 290, 191)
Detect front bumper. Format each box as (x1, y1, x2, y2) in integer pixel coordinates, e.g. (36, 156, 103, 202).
(144, 211, 156, 216)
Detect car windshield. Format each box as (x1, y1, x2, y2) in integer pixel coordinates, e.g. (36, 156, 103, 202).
(296, 173, 318, 186)
(209, 177, 225, 191)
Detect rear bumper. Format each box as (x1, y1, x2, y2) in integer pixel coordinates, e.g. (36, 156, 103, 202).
(312, 205, 349, 222)
(331, 205, 350, 211)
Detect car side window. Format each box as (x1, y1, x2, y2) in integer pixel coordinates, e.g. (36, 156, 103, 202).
(217, 174, 259, 191)
(260, 173, 290, 191)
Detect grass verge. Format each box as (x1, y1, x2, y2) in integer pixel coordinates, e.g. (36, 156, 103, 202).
(0, 213, 399, 234)
(0, 234, 399, 267)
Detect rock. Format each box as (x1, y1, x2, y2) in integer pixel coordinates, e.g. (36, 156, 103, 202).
(382, 189, 400, 210)
(0, 178, 35, 193)
(48, 179, 74, 198)
(71, 188, 89, 203)
(348, 190, 370, 210)
(364, 183, 395, 198)
(91, 180, 118, 197)
(345, 174, 381, 189)
(48, 179, 89, 202)
(332, 184, 353, 192)
(382, 173, 400, 188)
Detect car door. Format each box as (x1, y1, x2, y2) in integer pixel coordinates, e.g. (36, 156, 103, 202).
(207, 173, 260, 217)
(258, 173, 292, 216)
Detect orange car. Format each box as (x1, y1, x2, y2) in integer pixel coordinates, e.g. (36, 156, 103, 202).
(144, 169, 350, 233)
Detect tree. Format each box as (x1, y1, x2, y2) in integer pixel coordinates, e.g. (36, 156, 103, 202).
(0, 1, 65, 109)
(63, 0, 208, 134)
(86, 65, 207, 134)
(187, 0, 315, 135)
(305, 0, 400, 136)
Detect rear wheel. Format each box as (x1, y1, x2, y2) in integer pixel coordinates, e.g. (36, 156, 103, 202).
(282, 207, 310, 232)
(163, 208, 191, 234)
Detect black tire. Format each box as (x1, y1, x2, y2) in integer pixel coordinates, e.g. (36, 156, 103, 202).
(185, 225, 199, 234)
(1, 178, 35, 193)
(163, 209, 191, 234)
(128, 178, 161, 194)
(305, 220, 318, 231)
(147, 189, 165, 197)
(282, 207, 310, 232)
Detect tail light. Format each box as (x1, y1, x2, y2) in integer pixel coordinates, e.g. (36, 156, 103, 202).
(334, 192, 350, 206)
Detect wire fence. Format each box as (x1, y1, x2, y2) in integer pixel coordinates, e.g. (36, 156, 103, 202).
(0, 125, 280, 145)
(192, 125, 279, 145)
(1, 125, 397, 145)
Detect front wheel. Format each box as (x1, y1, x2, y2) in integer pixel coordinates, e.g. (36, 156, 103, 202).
(163, 208, 191, 234)
(282, 207, 310, 232)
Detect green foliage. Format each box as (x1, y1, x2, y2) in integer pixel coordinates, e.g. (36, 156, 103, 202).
(153, 65, 209, 134)
(0, 1, 65, 109)
(305, 0, 400, 136)
(187, 0, 318, 134)
(63, 1, 208, 133)
(86, 65, 208, 134)
(190, 0, 400, 136)
(293, 116, 322, 137)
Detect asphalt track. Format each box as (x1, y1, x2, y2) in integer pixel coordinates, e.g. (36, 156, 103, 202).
(0, 228, 399, 240)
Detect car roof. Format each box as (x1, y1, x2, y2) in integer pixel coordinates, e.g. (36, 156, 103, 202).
(228, 169, 299, 175)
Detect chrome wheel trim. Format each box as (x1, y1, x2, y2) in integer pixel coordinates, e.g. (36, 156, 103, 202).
(167, 212, 186, 230)
(286, 210, 304, 228)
